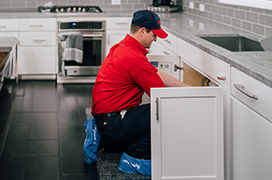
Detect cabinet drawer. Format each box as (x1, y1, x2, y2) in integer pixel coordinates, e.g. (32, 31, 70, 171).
(149, 41, 177, 56)
(19, 32, 56, 46)
(0, 19, 19, 31)
(157, 32, 177, 53)
(106, 17, 131, 30)
(231, 67, 272, 121)
(19, 18, 56, 31)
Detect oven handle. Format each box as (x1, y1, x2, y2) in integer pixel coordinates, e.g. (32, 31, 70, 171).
(83, 34, 103, 38)
(58, 34, 103, 38)
(58, 34, 104, 42)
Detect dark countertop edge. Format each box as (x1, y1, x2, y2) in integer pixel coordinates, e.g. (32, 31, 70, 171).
(1, 11, 272, 88)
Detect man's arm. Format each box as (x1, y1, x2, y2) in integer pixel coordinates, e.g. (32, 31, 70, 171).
(157, 70, 190, 87)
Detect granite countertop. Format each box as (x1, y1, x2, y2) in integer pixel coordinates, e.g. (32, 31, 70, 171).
(158, 12, 272, 88)
(0, 11, 272, 88)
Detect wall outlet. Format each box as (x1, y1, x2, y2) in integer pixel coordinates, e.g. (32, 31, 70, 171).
(199, 4, 205, 12)
(189, 2, 194, 9)
(199, 23, 204, 31)
(189, 19, 194, 27)
(111, 0, 121, 5)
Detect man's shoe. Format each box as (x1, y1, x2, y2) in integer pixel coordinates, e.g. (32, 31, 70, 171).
(119, 152, 151, 176)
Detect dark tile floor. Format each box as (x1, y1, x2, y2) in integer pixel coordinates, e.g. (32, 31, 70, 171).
(0, 80, 98, 180)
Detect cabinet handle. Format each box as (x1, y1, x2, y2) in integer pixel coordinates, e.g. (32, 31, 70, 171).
(0, 25, 7, 28)
(174, 64, 183, 71)
(163, 51, 170, 55)
(30, 24, 43, 27)
(59, 34, 103, 38)
(234, 84, 258, 100)
(33, 38, 46, 41)
(217, 74, 226, 81)
(116, 22, 128, 25)
(164, 39, 172, 45)
(156, 98, 159, 120)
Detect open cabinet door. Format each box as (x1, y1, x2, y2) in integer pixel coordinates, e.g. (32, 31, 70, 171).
(151, 87, 224, 180)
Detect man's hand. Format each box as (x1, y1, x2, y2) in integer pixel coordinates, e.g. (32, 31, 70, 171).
(157, 70, 191, 87)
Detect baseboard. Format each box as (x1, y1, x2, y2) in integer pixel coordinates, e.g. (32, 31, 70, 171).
(19, 74, 56, 80)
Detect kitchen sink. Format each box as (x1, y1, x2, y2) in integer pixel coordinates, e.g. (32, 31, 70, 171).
(199, 35, 264, 52)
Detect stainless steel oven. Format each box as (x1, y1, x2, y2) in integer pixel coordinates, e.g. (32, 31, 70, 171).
(58, 21, 105, 76)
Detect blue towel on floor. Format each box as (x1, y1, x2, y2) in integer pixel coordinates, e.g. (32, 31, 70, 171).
(119, 152, 151, 176)
(83, 118, 101, 165)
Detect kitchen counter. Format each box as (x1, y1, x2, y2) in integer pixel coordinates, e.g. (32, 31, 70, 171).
(158, 12, 272, 88)
(0, 11, 132, 19)
(0, 11, 271, 88)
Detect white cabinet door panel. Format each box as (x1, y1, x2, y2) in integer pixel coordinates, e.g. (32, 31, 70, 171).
(151, 87, 224, 180)
(106, 30, 129, 55)
(18, 46, 56, 74)
(231, 96, 272, 180)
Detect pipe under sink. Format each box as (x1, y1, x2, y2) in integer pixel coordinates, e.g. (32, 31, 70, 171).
(199, 34, 264, 52)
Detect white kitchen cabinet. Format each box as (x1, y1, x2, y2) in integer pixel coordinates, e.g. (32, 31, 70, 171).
(148, 41, 183, 81)
(149, 31, 181, 80)
(19, 32, 56, 46)
(18, 46, 56, 74)
(0, 19, 19, 39)
(231, 67, 272, 121)
(17, 18, 57, 78)
(105, 17, 131, 55)
(147, 36, 227, 179)
(141, 45, 182, 105)
(231, 67, 272, 180)
(157, 31, 178, 53)
(141, 32, 183, 105)
(106, 30, 128, 55)
(19, 18, 56, 31)
(147, 54, 180, 81)
(178, 37, 230, 180)
(151, 86, 224, 180)
(149, 41, 177, 56)
(231, 97, 272, 180)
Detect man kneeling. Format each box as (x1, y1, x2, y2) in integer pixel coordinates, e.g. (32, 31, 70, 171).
(91, 9, 189, 175)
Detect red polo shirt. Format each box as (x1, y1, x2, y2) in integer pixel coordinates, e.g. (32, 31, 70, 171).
(91, 34, 165, 114)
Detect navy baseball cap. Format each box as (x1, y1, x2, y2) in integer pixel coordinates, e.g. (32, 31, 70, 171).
(132, 10, 168, 39)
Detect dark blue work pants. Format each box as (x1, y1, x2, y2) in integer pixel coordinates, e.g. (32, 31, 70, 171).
(95, 104, 151, 159)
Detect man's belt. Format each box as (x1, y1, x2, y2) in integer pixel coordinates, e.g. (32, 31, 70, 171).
(92, 112, 120, 121)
